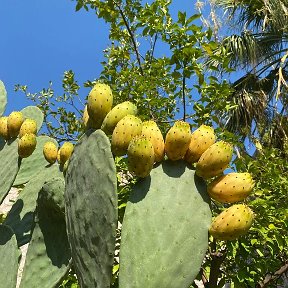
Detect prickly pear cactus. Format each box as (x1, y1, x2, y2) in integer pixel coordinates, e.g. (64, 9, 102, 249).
(65, 129, 117, 288)
(0, 225, 19, 288)
(0, 139, 21, 203)
(0, 80, 7, 116)
(119, 160, 211, 288)
(14, 136, 58, 186)
(19, 177, 70, 288)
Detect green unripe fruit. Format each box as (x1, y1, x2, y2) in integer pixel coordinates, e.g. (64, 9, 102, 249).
(59, 142, 74, 165)
(111, 115, 142, 156)
(0, 116, 9, 140)
(209, 204, 254, 240)
(165, 121, 191, 161)
(43, 141, 58, 164)
(87, 83, 113, 129)
(127, 135, 155, 177)
(101, 101, 137, 135)
(185, 125, 216, 164)
(7, 111, 24, 138)
(196, 141, 233, 179)
(19, 118, 37, 138)
(141, 120, 165, 162)
(18, 133, 37, 158)
(208, 172, 255, 203)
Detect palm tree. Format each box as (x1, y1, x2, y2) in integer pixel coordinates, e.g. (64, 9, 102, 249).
(206, 0, 288, 149)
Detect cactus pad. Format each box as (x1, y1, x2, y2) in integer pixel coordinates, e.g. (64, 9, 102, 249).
(4, 165, 63, 246)
(19, 177, 70, 288)
(0, 139, 21, 204)
(0, 225, 19, 288)
(21, 106, 44, 133)
(13, 136, 58, 186)
(0, 80, 7, 116)
(119, 160, 211, 288)
(65, 129, 117, 288)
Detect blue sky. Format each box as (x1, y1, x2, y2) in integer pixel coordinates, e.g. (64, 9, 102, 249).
(0, 0, 196, 114)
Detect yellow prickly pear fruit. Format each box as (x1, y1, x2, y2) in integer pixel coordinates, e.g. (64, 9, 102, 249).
(165, 121, 191, 161)
(43, 141, 58, 164)
(208, 172, 255, 203)
(127, 135, 155, 178)
(111, 115, 142, 156)
(87, 83, 113, 129)
(19, 118, 37, 138)
(57, 149, 61, 163)
(7, 111, 24, 138)
(18, 133, 37, 158)
(82, 105, 99, 130)
(0, 116, 9, 140)
(196, 141, 233, 179)
(101, 101, 137, 135)
(141, 120, 164, 162)
(184, 125, 216, 164)
(209, 204, 254, 240)
(59, 142, 74, 165)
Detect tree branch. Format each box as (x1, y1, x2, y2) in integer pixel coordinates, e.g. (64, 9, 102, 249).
(114, 1, 144, 76)
(257, 262, 288, 288)
(182, 69, 186, 121)
(206, 239, 227, 288)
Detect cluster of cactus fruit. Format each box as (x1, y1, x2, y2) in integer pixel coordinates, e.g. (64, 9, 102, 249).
(0, 80, 256, 288)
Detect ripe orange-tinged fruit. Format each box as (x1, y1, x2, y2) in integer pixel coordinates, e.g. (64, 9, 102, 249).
(7, 111, 24, 138)
(111, 115, 142, 156)
(18, 133, 37, 158)
(43, 141, 58, 164)
(196, 141, 233, 179)
(59, 142, 74, 165)
(19, 118, 37, 138)
(209, 204, 254, 240)
(127, 135, 155, 177)
(165, 121, 191, 161)
(87, 83, 113, 129)
(141, 120, 165, 162)
(101, 101, 137, 135)
(0, 116, 9, 140)
(208, 172, 255, 203)
(185, 125, 216, 164)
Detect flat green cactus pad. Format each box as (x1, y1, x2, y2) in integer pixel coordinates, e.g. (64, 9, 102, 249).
(20, 177, 70, 288)
(0, 139, 21, 204)
(0, 80, 7, 116)
(65, 129, 117, 288)
(0, 225, 19, 288)
(21, 106, 44, 133)
(119, 160, 212, 288)
(13, 135, 58, 186)
(4, 164, 63, 246)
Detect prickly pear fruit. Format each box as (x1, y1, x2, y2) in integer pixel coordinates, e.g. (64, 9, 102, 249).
(111, 115, 142, 156)
(43, 141, 58, 164)
(18, 133, 37, 158)
(127, 135, 155, 177)
(7, 111, 24, 138)
(165, 121, 191, 161)
(208, 172, 255, 203)
(209, 204, 254, 240)
(83, 105, 99, 130)
(196, 141, 233, 179)
(101, 101, 137, 135)
(59, 142, 74, 165)
(19, 118, 37, 138)
(87, 83, 113, 128)
(141, 120, 165, 162)
(0, 116, 9, 140)
(185, 125, 216, 164)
